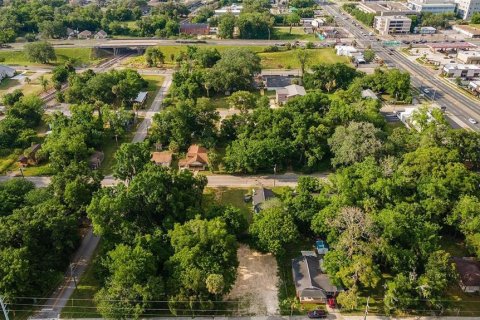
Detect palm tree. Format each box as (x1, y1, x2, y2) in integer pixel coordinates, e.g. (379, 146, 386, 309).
(39, 75, 49, 92)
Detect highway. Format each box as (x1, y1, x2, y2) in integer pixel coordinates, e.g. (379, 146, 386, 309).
(323, 3, 480, 131)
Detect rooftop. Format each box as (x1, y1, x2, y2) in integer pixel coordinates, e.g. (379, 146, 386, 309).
(453, 257, 480, 286)
(453, 25, 480, 36)
(444, 63, 480, 70)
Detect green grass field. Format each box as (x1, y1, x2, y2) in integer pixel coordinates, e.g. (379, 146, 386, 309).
(0, 48, 98, 66)
(273, 27, 319, 41)
(259, 48, 348, 69)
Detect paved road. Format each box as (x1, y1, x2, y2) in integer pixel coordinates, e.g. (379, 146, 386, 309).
(132, 74, 172, 142)
(32, 229, 100, 319)
(323, 3, 480, 131)
(0, 172, 328, 188)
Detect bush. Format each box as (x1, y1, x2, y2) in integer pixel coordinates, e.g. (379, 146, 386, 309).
(264, 45, 280, 53)
(305, 42, 315, 49)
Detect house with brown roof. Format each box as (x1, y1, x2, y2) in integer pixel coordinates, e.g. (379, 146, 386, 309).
(78, 30, 93, 39)
(453, 257, 480, 293)
(151, 151, 173, 168)
(178, 145, 209, 171)
(180, 23, 210, 35)
(94, 30, 108, 39)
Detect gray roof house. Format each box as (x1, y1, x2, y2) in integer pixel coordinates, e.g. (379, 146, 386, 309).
(276, 84, 306, 105)
(453, 257, 480, 293)
(252, 187, 275, 213)
(0, 65, 15, 82)
(264, 75, 294, 90)
(292, 254, 341, 304)
(94, 30, 108, 39)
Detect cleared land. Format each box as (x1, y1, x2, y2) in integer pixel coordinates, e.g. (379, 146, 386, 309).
(274, 27, 319, 41)
(226, 244, 279, 316)
(0, 48, 100, 66)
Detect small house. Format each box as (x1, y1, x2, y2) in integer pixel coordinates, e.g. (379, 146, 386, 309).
(78, 30, 93, 39)
(453, 257, 480, 293)
(264, 75, 294, 90)
(151, 151, 173, 168)
(89, 151, 104, 170)
(178, 144, 209, 171)
(134, 91, 148, 105)
(252, 187, 275, 213)
(180, 23, 210, 35)
(0, 65, 15, 82)
(94, 30, 108, 39)
(276, 84, 306, 105)
(66, 28, 77, 38)
(292, 252, 342, 303)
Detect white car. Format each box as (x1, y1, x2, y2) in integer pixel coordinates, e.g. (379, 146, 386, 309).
(423, 89, 430, 94)
(469, 118, 477, 124)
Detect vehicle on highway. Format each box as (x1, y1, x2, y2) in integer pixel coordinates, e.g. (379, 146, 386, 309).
(307, 310, 327, 319)
(469, 118, 477, 124)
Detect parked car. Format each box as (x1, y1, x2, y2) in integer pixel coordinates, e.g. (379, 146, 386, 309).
(327, 298, 336, 308)
(469, 118, 477, 124)
(423, 88, 430, 94)
(307, 310, 327, 319)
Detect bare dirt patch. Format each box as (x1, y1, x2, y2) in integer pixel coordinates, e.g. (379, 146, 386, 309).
(226, 244, 279, 316)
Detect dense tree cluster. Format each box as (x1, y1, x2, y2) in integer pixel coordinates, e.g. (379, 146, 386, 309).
(0, 95, 43, 150)
(88, 154, 244, 317)
(342, 4, 375, 26)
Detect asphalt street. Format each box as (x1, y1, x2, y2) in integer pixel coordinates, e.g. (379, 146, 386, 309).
(323, 3, 480, 131)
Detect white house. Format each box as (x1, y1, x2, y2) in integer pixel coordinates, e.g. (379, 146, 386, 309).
(0, 65, 15, 82)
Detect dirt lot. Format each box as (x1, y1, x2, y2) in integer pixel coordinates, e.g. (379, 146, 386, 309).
(226, 244, 280, 316)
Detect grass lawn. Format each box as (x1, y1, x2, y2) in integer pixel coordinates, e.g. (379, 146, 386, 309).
(61, 243, 102, 319)
(99, 129, 137, 176)
(273, 27, 319, 41)
(210, 95, 230, 109)
(0, 78, 20, 92)
(0, 48, 98, 67)
(0, 151, 19, 174)
(259, 48, 349, 69)
(205, 187, 253, 223)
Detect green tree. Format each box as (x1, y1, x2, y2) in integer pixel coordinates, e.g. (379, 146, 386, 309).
(363, 49, 375, 63)
(227, 90, 257, 113)
(249, 203, 299, 256)
(218, 13, 235, 39)
(328, 122, 384, 167)
(24, 41, 57, 64)
(286, 13, 300, 33)
(112, 142, 151, 183)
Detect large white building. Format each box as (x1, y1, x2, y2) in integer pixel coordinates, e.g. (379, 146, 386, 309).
(457, 50, 480, 64)
(443, 63, 480, 78)
(374, 15, 412, 35)
(214, 4, 243, 16)
(455, 0, 480, 19)
(407, 0, 457, 13)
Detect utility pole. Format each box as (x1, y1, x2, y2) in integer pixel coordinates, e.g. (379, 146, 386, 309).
(363, 296, 370, 320)
(0, 296, 10, 320)
(273, 164, 277, 187)
(70, 263, 78, 290)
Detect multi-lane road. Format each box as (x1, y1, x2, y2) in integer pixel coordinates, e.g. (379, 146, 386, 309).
(323, 3, 480, 131)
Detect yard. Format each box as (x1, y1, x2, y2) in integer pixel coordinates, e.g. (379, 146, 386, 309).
(273, 27, 319, 41)
(0, 48, 100, 66)
(259, 48, 349, 69)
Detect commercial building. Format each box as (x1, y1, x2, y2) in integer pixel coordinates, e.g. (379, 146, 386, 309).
(214, 4, 242, 16)
(452, 24, 480, 38)
(357, 2, 418, 16)
(179, 23, 210, 35)
(414, 26, 437, 33)
(454, 0, 480, 19)
(468, 80, 480, 94)
(443, 63, 480, 78)
(374, 15, 412, 35)
(457, 50, 480, 64)
(407, 0, 456, 13)
(335, 45, 366, 63)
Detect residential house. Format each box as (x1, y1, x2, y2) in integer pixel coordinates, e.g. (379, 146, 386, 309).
(361, 89, 378, 99)
(453, 257, 480, 293)
(66, 28, 77, 38)
(252, 187, 275, 213)
(276, 84, 306, 104)
(0, 65, 15, 82)
(178, 144, 209, 171)
(134, 91, 148, 105)
(214, 4, 243, 16)
(292, 252, 342, 303)
(89, 151, 104, 169)
(78, 30, 93, 39)
(94, 30, 108, 39)
(180, 23, 210, 35)
(151, 151, 173, 168)
(264, 75, 294, 90)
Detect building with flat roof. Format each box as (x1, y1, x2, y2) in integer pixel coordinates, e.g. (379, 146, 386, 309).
(358, 1, 418, 16)
(407, 0, 456, 13)
(214, 4, 242, 16)
(457, 50, 480, 64)
(374, 15, 412, 35)
(453, 24, 480, 38)
(414, 26, 437, 33)
(454, 0, 480, 19)
(443, 63, 480, 78)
